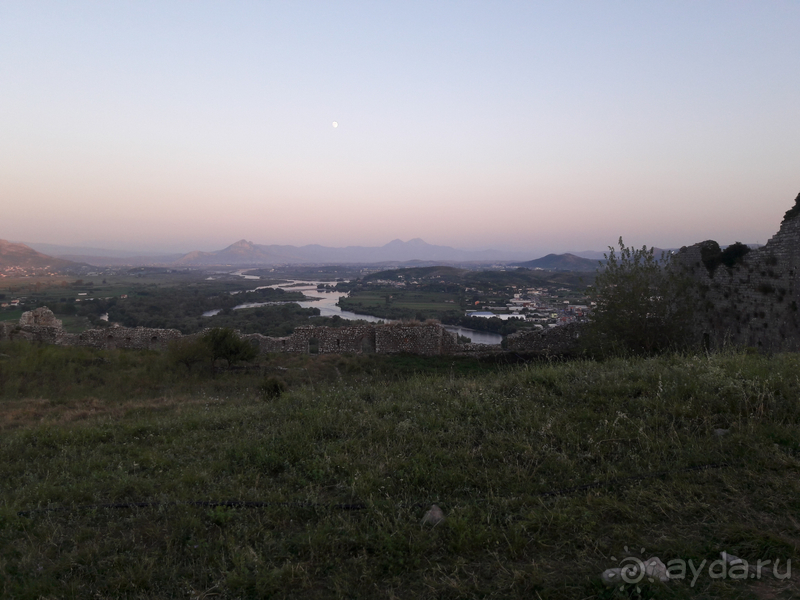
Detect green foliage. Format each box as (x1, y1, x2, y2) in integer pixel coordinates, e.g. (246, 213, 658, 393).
(587, 237, 696, 355)
(167, 336, 213, 371)
(49, 302, 77, 316)
(700, 241, 751, 274)
(101, 284, 306, 333)
(202, 328, 257, 366)
(258, 375, 286, 399)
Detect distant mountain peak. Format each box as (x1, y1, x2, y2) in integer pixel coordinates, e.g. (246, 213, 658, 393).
(172, 238, 535, 266)
(384, 238, 429, 248)
(514, 253, 600, 272)
(0, 239, 78, 270)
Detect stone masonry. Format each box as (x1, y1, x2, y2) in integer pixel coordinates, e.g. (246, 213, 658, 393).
(675, 191, 800, 351)
(0, 307, 575, 356)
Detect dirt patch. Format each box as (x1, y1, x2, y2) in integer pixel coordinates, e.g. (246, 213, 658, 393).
(0, 395, 226, 430)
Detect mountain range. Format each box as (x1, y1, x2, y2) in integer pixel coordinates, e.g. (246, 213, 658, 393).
(171, 238, 533, 267)
(7, 238, 683, 271)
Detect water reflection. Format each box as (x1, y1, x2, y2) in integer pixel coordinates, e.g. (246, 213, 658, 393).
(205, 277, 502, 345)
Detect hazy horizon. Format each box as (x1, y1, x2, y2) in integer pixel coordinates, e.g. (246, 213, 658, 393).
(2, 2, 798, 256)
(12, 236, 607, 260)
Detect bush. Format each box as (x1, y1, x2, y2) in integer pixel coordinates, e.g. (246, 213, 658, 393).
(203, 328, 258, 366)
(258, 376, 287, 400)
(168, 328, 257, 371)
(701, 241, 751, 274)
(586, 238, 696, 356)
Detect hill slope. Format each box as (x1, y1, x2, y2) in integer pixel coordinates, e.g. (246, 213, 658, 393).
(513, 253, 600, 272)
(0, 240, 78, 271)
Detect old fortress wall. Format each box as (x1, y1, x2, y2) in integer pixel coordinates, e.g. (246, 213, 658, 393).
(675, 191, 800, 351)
(0, 308, 506, 356)
(0, 305, 586, 357)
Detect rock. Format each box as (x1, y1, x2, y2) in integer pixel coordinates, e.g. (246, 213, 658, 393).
(19, 307, 62, 329)
(643, 556, 669, 582)
(422, 504, 445, 526)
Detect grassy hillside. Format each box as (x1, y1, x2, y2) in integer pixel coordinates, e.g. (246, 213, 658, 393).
(1, 344, 798, 598)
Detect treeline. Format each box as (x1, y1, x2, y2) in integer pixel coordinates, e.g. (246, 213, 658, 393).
(359, 265, 592, 290)
(336, 297, 528, 335)
(440, 314, 525, 336)
(50, 284, 379, 336)
(53, 285, 318, 335)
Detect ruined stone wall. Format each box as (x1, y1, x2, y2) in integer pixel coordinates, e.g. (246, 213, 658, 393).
(0, 308, 183, 350)
(376, 323, 458, 356)
(676, 192, 800, 351)
(19, 307, 62, 328)
(0, 322, 63, 345)
(62, 327, 183, 351)
(506, 323, 585, 355)
(2, 307, 584, 357)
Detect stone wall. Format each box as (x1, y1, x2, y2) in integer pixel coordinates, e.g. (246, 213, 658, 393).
(675, 191, 800, 351)
(506, 323, 584, 355)
(1, 307, 584, 357)
(19, 307, 62, 328)
(63, 327, 183, 351)
(0, 308, 462, 356)
(240, 325, 378, 354)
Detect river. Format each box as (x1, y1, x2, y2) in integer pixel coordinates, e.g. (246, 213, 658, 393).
(206, 277, 503, 345)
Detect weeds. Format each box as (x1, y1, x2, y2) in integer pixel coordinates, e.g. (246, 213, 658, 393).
(1, 344, 799, 598)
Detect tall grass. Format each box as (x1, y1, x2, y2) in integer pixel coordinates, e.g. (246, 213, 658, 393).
(1, 344, 799, 598)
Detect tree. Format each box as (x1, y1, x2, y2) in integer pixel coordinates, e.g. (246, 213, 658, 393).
(586, 238, 696, 355)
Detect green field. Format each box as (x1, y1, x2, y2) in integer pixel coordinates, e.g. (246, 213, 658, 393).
(338, 289, 464, 321)
(0, 271, 285, 305)
(0, 309, 23, 322)
(1, 343, 798, 598)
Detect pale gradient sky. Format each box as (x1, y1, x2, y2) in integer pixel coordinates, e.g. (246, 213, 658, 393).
(1, 1, 799, 256)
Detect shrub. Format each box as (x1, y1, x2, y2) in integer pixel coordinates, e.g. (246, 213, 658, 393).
(202, 328, 258, 366)
(258, 376, 287, 400)
(701, 241, 751, 274)
(168, 328, 257, 371)
(586, 238, 697, 356)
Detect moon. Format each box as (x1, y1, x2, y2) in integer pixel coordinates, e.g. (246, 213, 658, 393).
(332, 121, 338, 128)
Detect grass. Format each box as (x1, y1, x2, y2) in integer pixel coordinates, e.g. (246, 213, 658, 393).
(1, 344, 799, 598)
(339, 289, 464, 320)
(0, 309, 23, 322)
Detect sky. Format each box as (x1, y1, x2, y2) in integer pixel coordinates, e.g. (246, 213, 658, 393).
(1, 1, 799, 257)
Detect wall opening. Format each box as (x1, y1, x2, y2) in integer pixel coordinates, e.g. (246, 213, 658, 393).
(308, 337, 319, 354)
